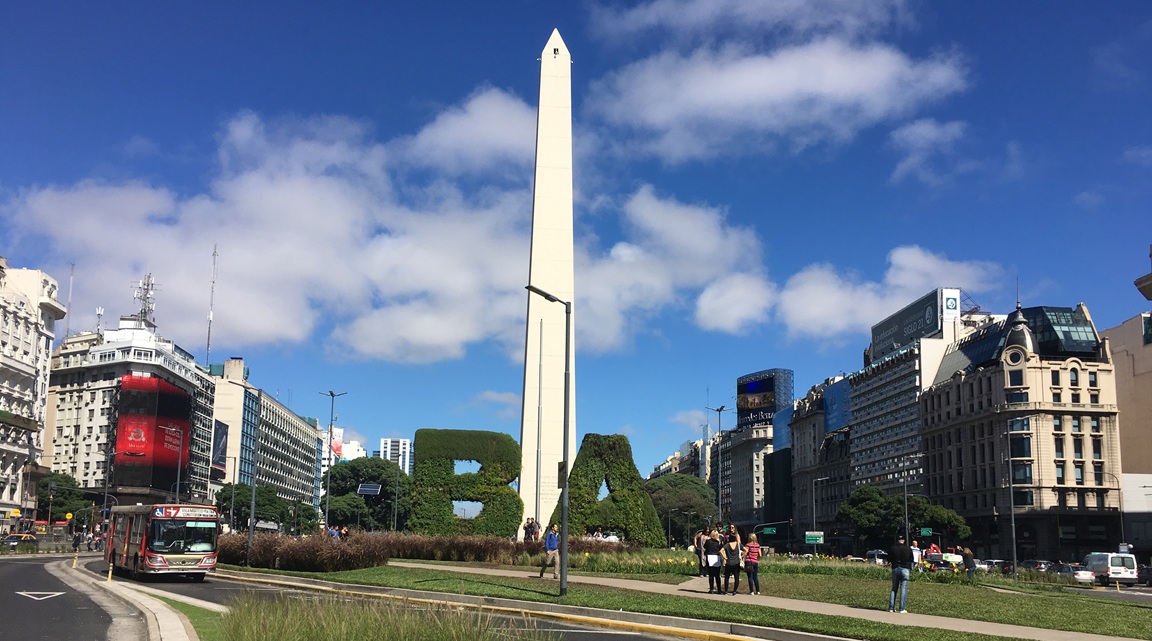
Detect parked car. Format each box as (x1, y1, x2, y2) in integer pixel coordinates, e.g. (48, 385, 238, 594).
(865, 549, 888, 565)
(1138, 565, 1151, 587)
(3, 534, 38, 550)
(1054, 563, 1095, 584)
(1018, 559, 1053, 572)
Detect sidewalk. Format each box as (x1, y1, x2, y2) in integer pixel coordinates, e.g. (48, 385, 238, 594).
(216, 560, 1146, 641)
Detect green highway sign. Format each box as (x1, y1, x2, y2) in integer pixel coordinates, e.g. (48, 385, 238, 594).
(805, 531, 824, 545)
(761, 527, 777, 535)
(920, 528, 933, 537)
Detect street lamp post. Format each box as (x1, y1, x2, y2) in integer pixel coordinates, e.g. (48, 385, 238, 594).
(101, 448, 144, 531)
(1100, 471, 1126, 548)
(812, 476, 829, 556)
(320, 390, 347, 529)
(159, 425, 184, 504)
(705, 405, 728, 523)
(525, 284, 572, 597)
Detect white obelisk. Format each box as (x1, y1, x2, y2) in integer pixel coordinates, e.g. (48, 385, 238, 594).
(520, 29, 575, 528)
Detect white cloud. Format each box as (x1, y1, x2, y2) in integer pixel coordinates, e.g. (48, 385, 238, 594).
(888, 118, 968, 185)
(775, 245, 1000, 340)
(577, 185, 764, 351)
(1123, 145, 1152, 168)
(591, 0, 910, 41)
(695, 272, 775, 333)
(587, 39, 967, 162)
(394, 87, 537, 176)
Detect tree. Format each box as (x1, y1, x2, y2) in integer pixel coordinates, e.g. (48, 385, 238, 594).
(327, 493, 369, 529)
(326, 457, 411, 531)
(37, 473, 89, 528)
(837, 486, 971, 552)
(645, 475, 717, 546)
(215, 483, 289, 531)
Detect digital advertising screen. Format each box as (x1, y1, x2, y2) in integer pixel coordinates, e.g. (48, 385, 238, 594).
(113, 375, 192, 492)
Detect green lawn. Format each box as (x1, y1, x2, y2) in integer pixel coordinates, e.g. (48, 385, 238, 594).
(224, 562, 1152, 641)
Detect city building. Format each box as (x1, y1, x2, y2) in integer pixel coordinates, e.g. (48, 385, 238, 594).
(378, 437, 412, 475)
(1101, 311, 1152, 556)
(791, 377, 851, 554)
(44, 275, 213, 507)
(0, 257, 66, 531)
(211, 358, 320, 516)
(921, 303, 1122, 561)
(648, 439, 703, 480)
(849, 289, 984, 498)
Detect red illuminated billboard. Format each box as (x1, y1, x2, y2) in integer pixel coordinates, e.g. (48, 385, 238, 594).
(113, 375, 192, 493)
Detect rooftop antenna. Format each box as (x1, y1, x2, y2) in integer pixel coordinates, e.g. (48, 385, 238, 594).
(95, 306, 104, 333)
(63, 262, 74, 339)
(205, 244, 218, 364)
(132, 274, 159, 324)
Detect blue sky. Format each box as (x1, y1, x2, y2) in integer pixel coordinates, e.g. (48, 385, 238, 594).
(3, 1, 1151, 479)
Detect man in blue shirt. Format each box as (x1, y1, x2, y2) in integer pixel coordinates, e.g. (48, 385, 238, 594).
(538, 523, 560, 579)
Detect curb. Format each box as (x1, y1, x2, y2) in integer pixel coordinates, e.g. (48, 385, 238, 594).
(213, 568, 855, 641)
(51, 558, 196, 641)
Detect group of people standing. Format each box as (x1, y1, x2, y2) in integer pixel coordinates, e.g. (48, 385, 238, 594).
(70, 530, 103, 552)
(694, 525, 761, 595)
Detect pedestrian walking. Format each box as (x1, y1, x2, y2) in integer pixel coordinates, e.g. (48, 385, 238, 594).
(887, 534, 913, 613)
(721, 533, 744, 595)
(744, 533, 761, 594)
(72, 532, 82, 553)
(539, 523, 560, 579)
(703, 530, 723, 593)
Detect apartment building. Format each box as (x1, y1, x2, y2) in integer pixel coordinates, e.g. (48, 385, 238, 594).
(0, 258, 66, 530)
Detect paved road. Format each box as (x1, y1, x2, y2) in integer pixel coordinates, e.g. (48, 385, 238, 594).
(78, 559, 687, 641)
(0, 556, 113, 641)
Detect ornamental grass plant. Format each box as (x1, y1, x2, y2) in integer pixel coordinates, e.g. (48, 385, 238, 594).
(221, 593, 559, 641)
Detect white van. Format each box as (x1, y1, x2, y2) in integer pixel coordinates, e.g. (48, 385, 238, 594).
(1082, 552, 1138, 586)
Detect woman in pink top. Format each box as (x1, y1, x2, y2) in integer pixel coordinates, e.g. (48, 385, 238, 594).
(744, 533, 761, 594)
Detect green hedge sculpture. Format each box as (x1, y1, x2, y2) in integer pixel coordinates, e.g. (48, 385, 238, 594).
(408, 428, 522, 537)
(550, 433, 663, 547)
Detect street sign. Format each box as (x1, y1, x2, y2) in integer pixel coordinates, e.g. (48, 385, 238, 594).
(920, 527, 932, 537)
(805, 531, 824, 545)
(65, 513, 73, 520)
(761, 527, 777, 535)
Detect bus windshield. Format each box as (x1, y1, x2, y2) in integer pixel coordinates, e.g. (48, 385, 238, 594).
(148, 519, 218, 554)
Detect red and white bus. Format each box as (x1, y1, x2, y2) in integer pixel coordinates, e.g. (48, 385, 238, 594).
(106, 504, 219, 581)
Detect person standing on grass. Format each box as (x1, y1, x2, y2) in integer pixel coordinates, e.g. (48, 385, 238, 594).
(693, 529, 707, 577)
(539, 523, 560, 579)
(962, 547, 976, 581)
(910, 539, 922, 569)
(703, 530, 723, 593)
(888, 534, 913, 613)
(743, 533, 761, 595)
(721, 533, 744, 595)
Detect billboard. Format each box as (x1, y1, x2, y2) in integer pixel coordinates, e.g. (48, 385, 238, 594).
(823, 378, 851, 434)
(210, 420, 228, 481)
(736, 369, 793, 429)
(113, 375, 192, 493)
(870, 288, 957, 359)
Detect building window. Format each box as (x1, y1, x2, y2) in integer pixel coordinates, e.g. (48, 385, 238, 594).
(1053, 416, 1062, 431)
(1010, 435, 1032, 458)
(1090, 393, 1099, 404)
(1093, 465, 1104, 486)
(1072, 418, 1081, 433)
(1091, 417, 1100, 433)
(1053, 392, 1062, 403)
(1014, 490, 1034, 506)
(1009, 370, 1024, 386)
(1096, 492, 1106, 509)
(1012, 461, 1032, 485)
(1088, 371, 1098, 387)
(1070, 369, 1079, 387)
(1091, 438, 1102, 460)
(1009, 417, 1031, 432)
(1056, 463, 1065, 485)
(1071, 393, 1081, 404)
(1073, 437, 1083, 459)
(1051, 370, 1060, 386)
(1054, 436, 1064, 459)
(1006, 391, 1029, 403)
(1075, 463, 1084, 485)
